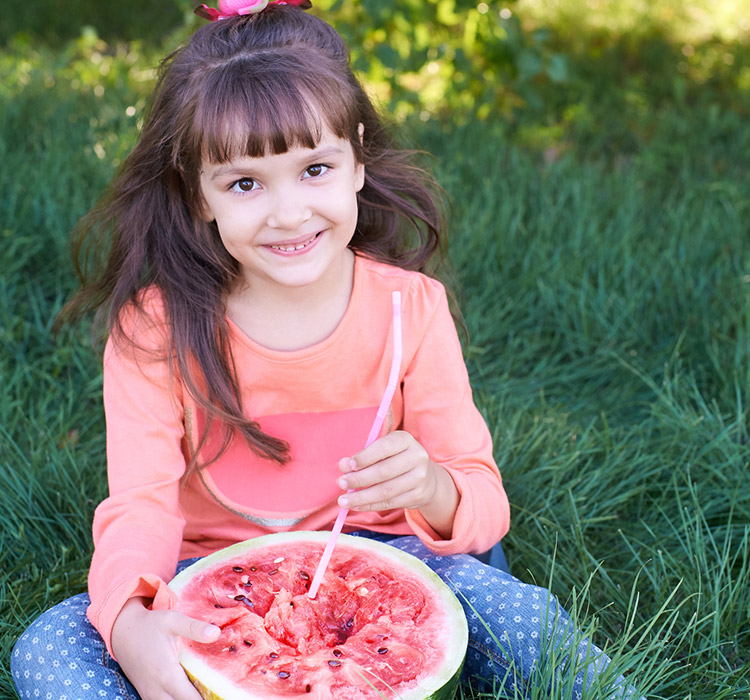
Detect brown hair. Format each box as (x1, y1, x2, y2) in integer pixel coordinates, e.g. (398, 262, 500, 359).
(60, 5, 445, 471)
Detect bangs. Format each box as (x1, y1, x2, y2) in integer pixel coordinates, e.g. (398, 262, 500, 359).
(188, 51, 358, 164)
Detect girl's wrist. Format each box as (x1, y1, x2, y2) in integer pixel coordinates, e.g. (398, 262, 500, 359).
(418, 462, 460, 539)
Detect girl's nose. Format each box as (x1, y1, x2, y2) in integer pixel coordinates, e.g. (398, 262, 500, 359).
(266, 188, 312, 230)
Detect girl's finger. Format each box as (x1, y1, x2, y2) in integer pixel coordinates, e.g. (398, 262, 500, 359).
(167, 669, 209, 700)
(338, 453, 410, 491)
(345, 431, 412, 471)
(339, 474, 420, 512)
(129, 658, 206, 700)
(164, 611, 220, 644)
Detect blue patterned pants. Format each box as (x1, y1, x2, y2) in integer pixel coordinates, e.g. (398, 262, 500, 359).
(12, 533, 644, 699)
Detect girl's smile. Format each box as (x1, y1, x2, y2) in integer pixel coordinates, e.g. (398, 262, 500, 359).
(267, 230, 322, 254)
(198, 126, 364, 302)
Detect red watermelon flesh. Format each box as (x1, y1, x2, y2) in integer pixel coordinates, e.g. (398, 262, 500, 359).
(171, 534, 466, 699)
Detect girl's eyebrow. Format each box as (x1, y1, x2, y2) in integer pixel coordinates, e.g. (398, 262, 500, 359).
(207, 145, 345, 180)
(302, 145, 345, 161)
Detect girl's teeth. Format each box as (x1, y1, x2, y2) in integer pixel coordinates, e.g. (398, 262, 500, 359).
(271, 234, 317, 251)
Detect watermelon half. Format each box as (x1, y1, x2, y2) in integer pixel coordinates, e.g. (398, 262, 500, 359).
(169, 531, 468, 699)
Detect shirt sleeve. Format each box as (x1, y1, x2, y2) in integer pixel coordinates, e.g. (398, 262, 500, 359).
(400, 277, 510, 555)
(86, 301, 187, 657)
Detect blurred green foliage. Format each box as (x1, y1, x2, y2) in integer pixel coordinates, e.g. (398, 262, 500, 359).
(0, 0, 184, 45)
(2, 0, 749, 155)
(309, 0, 570, 120)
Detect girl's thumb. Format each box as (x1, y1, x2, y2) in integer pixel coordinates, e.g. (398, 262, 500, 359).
(197, 622, 221, 643)
(172, 613, 221, 644)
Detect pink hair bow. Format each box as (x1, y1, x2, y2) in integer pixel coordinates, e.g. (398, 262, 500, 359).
(195, 0, 311, 21)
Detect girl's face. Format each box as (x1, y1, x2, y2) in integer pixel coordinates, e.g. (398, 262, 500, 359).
(199, 124, 364, 300)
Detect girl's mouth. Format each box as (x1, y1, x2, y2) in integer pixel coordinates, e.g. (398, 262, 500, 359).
(268, 232, 322, 252)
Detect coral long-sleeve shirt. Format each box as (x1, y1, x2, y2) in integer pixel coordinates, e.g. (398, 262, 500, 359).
(88, 255, 509, 655)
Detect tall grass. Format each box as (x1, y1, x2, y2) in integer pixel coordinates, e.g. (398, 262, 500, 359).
(414, 111, 748, 697)
(2, 9, 749, 700)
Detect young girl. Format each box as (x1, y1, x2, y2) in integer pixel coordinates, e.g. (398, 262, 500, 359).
(12, 3, 643, 699)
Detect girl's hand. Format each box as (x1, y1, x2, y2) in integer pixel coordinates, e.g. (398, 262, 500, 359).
(111, 597, 220, 700)
(337, 431, 460, 539)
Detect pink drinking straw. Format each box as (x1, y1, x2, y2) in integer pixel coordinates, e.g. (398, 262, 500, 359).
(308, 291, 403, 599)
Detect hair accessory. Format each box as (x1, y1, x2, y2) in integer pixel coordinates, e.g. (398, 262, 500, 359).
(195, 0, 311, 21)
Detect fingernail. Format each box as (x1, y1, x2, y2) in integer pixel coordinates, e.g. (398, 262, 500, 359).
(348, 458, 357, 470)
(204, 624, 220, 639)
(338, 496, 349, 507)
(338, 477, 348, 490)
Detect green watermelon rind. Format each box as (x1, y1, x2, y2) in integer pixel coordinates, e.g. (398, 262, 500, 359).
(169, 531, 468, 700)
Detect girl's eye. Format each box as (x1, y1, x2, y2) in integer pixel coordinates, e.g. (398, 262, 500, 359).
(231, 177, 258, 193)
(304, 164, 329, 178)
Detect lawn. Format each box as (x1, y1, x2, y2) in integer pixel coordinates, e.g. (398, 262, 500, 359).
(1, 1, 749, 698)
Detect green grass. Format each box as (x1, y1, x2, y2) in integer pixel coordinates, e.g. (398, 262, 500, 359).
(427, 112, 750, 698)
(2, 5, 749, 699)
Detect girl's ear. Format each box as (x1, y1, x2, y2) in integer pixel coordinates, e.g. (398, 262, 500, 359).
(198, 198, 215, 223)
(197, 178, 216, 223)
(355, 123, 365, 192)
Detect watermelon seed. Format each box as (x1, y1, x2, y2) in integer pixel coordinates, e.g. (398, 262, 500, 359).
(332, 649, 343, 657)
(243, 599, 254, 608)
(234, 594, 247, 601)
(298, 571, 310, 581)
(243, 640, 253, 646)
(377, 647, 389, 654)
(250, 566, 257, 571)
(306, 684, 312, 693)
(328, 660, 341, 668)
(232, 566, 244, 573)
(213, 604, 224, 609)
(269, 569, 279, 575)
(278, 671, 290, 679)
(344, 618, 354, 629)
(229, 645, 237, 652)
(274, 557, 285, 563)
(270, 652, 279, 659)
